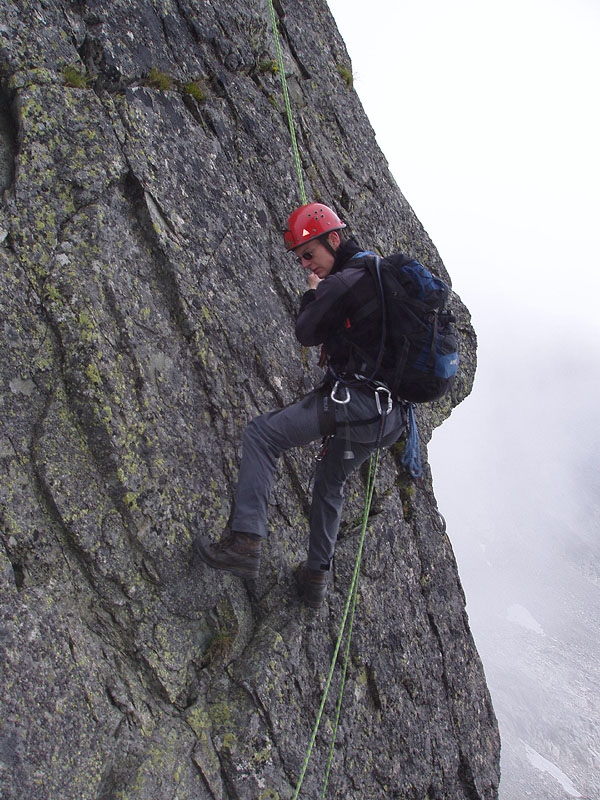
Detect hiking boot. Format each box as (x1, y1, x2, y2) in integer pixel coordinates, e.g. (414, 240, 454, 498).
(295, 561, 329, 609)
(194, 530, 261, 579)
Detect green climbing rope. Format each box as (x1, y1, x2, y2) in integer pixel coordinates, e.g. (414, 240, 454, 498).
(320, 447, 381, 797)
(267, 0, 307, 205)
(266, 4, 384, 796)
(292, 447, 382, 799)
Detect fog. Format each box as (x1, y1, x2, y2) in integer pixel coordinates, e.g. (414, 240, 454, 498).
(327, 0, 600, 796)
(430, 305, 600, 798)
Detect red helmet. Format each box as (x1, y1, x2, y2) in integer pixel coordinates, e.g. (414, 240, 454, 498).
(283, 202, 346, 250)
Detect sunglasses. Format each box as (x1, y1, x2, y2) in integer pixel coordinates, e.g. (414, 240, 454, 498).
(296, 249, 314, 265)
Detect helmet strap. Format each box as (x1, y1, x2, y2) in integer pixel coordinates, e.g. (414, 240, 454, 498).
(318, 233, 337, 257)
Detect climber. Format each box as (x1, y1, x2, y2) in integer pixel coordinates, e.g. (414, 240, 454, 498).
(194, 203, 406, 608)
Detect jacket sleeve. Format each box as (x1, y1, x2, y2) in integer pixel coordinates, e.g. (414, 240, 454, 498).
(295, 275, 349, 346)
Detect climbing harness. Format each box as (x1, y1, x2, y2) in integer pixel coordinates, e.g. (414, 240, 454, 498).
(267, 0, 307, 204)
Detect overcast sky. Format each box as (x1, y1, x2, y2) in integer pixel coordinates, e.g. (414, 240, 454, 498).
(326, 0, 600, 321)
(325, 1, 600, 793)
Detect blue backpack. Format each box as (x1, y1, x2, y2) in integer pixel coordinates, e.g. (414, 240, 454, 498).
(352, 251, 459, 403)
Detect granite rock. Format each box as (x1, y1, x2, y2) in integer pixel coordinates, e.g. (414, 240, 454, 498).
(0, 2, 497, 798)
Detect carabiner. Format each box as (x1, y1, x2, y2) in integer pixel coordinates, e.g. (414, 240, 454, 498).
(374, 386, 393, 416)
(331, 381, 351, 405)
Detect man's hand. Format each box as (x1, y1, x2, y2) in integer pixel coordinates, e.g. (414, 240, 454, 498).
(307, 272, 321, 290)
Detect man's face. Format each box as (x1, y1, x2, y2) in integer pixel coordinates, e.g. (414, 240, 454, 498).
(295, 233, 338, 280)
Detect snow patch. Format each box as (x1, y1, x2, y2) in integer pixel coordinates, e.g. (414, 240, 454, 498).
(521, 741, 582, 798)
(506, 603, 545, 635)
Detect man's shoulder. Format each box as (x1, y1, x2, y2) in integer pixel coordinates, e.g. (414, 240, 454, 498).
(326, 263, 372, 289)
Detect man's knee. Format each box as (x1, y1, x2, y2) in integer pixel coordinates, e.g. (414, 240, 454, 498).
(242, 411, 289, 459)
(243, 412, 274, 445)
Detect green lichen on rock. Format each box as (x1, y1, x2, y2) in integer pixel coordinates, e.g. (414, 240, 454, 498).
(62, 64, 92, 88)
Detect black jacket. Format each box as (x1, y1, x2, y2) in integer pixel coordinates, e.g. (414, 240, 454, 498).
(295, 238, 384, 378)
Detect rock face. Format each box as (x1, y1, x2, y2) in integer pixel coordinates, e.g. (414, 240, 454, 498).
(0, 1, 498, 798)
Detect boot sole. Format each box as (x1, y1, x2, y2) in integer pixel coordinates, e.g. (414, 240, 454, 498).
(303, 596, 324, 610)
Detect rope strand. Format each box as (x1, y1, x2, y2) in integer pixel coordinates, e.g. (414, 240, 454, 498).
(266, 6, 387, 796)
(400, 403, 423, 478)
(320, 447, 381, 796)
(267, 0, 307, 204)
(293, 442, 383, 799)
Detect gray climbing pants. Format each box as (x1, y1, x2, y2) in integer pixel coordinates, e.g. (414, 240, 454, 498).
(231, 383, 406, 571)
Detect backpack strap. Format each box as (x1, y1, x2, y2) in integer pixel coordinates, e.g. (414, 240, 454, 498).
(347, 250, 379, 322)
(332, 254, 388, 386)
(350, 250, 377, 260)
